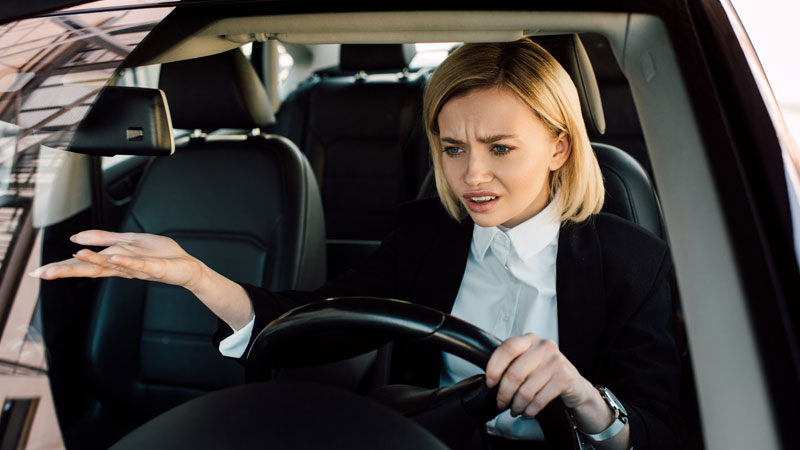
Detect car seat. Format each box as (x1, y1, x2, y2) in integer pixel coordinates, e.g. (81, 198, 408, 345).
(275, 44, 431, 278)
(75, 49, 326, 449)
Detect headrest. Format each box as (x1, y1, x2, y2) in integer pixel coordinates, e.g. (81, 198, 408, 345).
(158, 49, 275, 130)
(339, 44, 416, 72)
(532, 34, 606, 137)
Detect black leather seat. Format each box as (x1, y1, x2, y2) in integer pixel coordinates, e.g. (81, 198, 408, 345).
(532, 35, 665, 236)
(80, 49, 325, 448)
(594, 142, 665, 238)
(276, 44, 431, 278)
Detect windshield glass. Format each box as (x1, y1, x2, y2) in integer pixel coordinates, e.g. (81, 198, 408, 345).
(3, 3, 797, 450)
(729, 0, 800, 264)
(0, 2, 171, 448)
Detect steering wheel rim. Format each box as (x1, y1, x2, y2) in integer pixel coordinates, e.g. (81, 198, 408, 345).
(247, 296, 502, 378)
(247, 296, 579, 449)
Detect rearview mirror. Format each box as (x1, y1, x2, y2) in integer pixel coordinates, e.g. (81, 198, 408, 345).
(69, 86, 174, 157)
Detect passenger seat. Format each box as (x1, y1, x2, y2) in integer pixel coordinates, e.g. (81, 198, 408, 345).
(276, 44, 431, 279)
(76, 49, 326, 449)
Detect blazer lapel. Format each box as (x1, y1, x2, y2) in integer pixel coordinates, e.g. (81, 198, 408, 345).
(556, 219, 607, 375)
(395, 213, 472, 388)
(413, 216, 473, 314)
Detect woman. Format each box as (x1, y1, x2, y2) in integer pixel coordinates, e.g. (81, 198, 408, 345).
(32, 39, 680, 449)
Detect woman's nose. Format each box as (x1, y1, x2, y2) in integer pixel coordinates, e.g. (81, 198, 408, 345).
(463, 152, 493, 186)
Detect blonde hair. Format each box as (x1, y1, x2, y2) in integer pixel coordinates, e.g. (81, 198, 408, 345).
(423, 38, 604, 223)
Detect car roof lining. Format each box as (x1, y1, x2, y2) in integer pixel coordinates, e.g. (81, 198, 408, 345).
(125, 11, 629, 68)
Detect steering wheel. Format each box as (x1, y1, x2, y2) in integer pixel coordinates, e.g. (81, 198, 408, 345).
(111, 297, 578, 450)
(246, 297, 579, 449)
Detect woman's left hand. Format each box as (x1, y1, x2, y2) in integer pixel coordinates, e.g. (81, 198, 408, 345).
(485, 332, 595, 417)
(486, 333, 631, 449)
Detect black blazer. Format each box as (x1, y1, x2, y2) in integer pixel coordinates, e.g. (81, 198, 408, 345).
(230, 198, 681, 449)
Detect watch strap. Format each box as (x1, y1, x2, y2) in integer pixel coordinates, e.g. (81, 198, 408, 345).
(576, 386, 629, 443)
(580, 414, 627, 442)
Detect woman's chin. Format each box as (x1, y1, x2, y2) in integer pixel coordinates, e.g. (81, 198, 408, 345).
(464, 210, 504, 228)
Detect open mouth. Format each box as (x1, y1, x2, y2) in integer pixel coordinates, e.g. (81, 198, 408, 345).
(469, 196, 497, 203)
(463, 193, 500, 213)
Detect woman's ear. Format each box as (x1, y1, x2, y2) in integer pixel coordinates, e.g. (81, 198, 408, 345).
(549, 132, 571, 170)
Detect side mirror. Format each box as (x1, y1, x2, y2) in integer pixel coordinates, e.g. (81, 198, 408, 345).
(69, 86, 174, 156)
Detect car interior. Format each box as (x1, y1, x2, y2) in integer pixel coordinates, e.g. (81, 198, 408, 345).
(28, 8, 715, 450)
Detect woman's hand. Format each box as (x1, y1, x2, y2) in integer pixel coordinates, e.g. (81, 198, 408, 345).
(485, 333, 630, 450)
(486, 333, 595, 416)
(30, 230, 254, 330)
(30, 230, 204, 289)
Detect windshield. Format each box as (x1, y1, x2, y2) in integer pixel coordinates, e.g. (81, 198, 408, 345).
(0, 2, 170, 448)
(1, 3, 798, 450)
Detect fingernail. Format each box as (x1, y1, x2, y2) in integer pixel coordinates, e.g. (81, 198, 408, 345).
(69, 234, 77, 242)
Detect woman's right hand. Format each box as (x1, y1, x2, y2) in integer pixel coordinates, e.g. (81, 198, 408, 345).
(30, 230, 205, 290)
(30, 230, 254, 330)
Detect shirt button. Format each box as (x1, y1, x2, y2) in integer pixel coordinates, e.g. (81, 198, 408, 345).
(502, 315, 510, 323)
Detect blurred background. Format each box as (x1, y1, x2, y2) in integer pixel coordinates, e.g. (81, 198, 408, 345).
(731, 0, 800, 144)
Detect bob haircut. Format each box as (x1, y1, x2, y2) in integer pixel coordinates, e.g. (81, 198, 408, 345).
(422, 38, 605, 223)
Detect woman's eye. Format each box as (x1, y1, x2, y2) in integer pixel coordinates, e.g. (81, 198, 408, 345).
(491, 145, 512, 155)
(443, 146, 464, 156)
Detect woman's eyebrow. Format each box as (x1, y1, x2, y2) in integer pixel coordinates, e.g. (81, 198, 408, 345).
(440, 134, 517, 145)
(440, 137, 466, 145)
(478, 134, 517, 143)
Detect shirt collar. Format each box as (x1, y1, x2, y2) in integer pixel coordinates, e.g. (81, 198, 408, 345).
(472, 198, 561, 262)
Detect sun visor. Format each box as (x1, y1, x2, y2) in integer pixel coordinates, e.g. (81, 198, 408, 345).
(69, 86, 174, 157)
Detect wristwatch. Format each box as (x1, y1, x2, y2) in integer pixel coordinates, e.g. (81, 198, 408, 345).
(576, 385, 629, 443)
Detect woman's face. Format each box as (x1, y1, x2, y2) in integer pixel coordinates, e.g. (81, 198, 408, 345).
(438, 86, 570, 228)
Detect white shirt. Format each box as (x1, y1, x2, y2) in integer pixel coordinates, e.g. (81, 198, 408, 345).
(440, 199, 560, 440)
(219, 200, 561, 441)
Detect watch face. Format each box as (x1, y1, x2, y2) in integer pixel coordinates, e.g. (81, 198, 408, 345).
(599, 386, 628, 416)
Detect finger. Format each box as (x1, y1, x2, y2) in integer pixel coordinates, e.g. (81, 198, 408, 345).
(508, 361, 553, 416)
(106, 253, 167, 280)
(70, 230, 142, 247)
(522, 374, 569, 418)
(486, 334, 537, 388)
(30, 258, 128, 280)
(495, 339, 557, 409)
(74, 248, 117, 266)
(73, 249, 156, 279)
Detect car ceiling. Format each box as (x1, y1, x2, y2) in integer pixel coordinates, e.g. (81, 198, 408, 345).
(124, 9, 634, 68)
